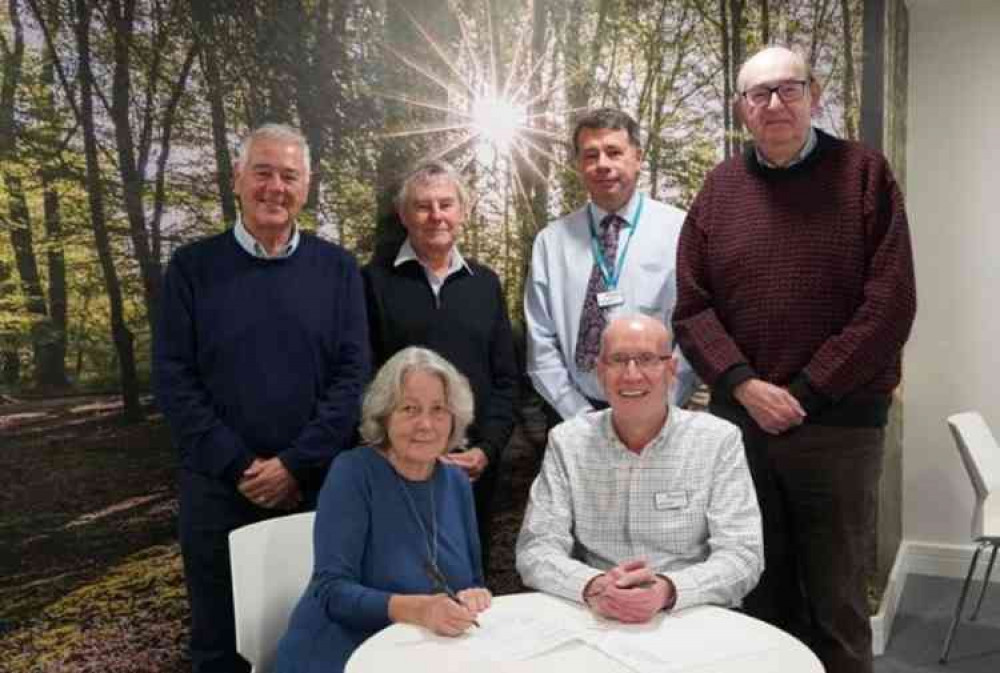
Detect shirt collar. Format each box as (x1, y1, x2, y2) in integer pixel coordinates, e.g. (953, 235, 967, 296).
(394, 238, 472, 277)
(589, 189, 642, 227)
(233, 216, 300, 259)
(601, 404, 675, 456)
(755, 126, 818, 169)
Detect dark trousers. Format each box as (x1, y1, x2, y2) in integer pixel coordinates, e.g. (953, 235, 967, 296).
(473, 456, 502, 578)
(713, 404, 883, 673)
(178, 469, 309, 673)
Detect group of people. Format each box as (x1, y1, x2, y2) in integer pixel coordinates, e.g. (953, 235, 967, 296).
(152, 45, 916, 673)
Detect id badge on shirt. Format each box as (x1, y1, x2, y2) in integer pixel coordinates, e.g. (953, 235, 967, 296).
(654, 491, 688, 510)
(597, 290, 624, 309)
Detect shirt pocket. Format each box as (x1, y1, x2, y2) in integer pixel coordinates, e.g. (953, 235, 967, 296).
(632, 262, 674, 318)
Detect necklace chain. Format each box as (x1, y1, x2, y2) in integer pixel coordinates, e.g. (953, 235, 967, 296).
(394, 469, 438, 568)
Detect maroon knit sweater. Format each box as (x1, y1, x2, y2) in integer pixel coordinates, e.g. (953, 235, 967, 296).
(673, 130, 916, 426)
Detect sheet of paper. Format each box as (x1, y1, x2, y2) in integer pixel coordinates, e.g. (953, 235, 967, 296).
(453, 613, 587, 661)
(585, 608, 788, 673)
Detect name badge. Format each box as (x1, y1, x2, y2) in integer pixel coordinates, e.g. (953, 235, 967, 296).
(597, 290, 624, 308)
(654, 491, 687, 510)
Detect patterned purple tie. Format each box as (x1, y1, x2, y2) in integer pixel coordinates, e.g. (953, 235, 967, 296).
(575, 213, 625, 371)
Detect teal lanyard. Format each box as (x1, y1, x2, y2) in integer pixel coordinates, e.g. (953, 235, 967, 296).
(587, 194, 643, 290)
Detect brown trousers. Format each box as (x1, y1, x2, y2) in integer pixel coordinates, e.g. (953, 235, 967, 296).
(713, 404, 884, 673)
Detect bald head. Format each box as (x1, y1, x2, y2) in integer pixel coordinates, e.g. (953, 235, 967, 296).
(736, 46, 811, 93)
(600, 315, 672, 358)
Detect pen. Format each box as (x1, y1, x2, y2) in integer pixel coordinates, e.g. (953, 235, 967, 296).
(425, 560, 481, 628)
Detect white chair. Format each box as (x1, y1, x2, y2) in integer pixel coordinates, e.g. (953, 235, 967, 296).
(230, 511, 316, 673)
(940, 411, 1000, 663)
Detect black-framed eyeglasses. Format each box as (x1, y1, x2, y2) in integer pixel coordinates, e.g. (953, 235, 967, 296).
(602, 352, 671, 371)
(741, 80, 808, 108)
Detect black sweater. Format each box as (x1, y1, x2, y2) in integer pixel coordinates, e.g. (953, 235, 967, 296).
(362, 252, 517, 462)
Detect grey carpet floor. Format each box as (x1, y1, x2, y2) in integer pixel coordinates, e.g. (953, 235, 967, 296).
(875, 573, 1000, 673)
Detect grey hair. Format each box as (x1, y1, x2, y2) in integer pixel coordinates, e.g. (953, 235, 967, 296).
(235, 123, 312, 175)
(394, 159, 469, 215)
(360, 346, 474, 452)
(571, 108, 642, 156)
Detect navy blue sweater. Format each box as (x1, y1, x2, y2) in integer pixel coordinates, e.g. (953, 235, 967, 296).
(153, 231, 370, 492)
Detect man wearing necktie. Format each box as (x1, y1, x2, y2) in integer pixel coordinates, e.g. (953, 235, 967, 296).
(525, 108, 694, 424)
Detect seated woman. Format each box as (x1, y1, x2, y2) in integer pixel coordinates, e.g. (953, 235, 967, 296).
(275, 346, 491, 673)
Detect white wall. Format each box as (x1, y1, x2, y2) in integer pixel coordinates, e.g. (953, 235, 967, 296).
(904, 0, 1000, 546)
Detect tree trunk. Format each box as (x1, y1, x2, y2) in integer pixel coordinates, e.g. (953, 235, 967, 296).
(728, 0, 746, 158)
(516, 0, 552, 292)
(152, 45, 197, 265)
(1, 0, 64, 388)
(107, 0, 160, 331)
(190, 0, 238, 226)
(40, 168, 68, 386)
(38, 9, 69, 387)
(840, 0, 858, 140)
(719, 0, 732, 159)
(761, 0, 770, 44)
(5, 173, 67, 388)
(75, 0, 142, 422)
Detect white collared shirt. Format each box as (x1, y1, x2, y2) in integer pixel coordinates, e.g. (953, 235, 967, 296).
(233, 216, 300, 259)
(516, 407, 763, 611)
(755, 126, 818, 169)
(394, 239, 473, 305)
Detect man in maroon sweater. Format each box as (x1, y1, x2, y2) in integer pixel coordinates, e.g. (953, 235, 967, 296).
(673, 47, 916, 673)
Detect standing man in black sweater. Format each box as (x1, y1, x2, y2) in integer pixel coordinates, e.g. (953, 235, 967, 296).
(363, 160, 517, 575)
(153, 123, 369, 673)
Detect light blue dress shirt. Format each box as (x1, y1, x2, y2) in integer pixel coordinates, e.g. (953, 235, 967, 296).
(524, 190, 695, 419)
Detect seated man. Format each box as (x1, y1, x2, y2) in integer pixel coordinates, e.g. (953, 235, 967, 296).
(516, 315, 762, 623)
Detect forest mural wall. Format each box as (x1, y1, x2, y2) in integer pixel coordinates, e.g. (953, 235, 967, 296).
(0, 1, 891, 671)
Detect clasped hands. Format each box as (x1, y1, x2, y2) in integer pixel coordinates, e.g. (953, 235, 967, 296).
(733, 378, 806, 435)
(583, 559, 673, 624)
(238, 456, 301, 510)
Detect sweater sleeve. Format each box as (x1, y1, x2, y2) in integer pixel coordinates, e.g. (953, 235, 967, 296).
(280, 254, 371, 483)
(794, 158, 916, 402)
(309, 453, 394, 632)
(672, 184, 757, 397)
(152, 251, 254, 484)
(476, 272, 518, 464)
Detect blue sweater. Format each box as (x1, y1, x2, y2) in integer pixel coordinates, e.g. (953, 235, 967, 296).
(152, 231, 370, 491)
(275, 447, 484, 673)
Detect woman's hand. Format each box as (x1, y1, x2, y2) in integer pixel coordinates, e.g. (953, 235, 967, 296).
(456, 587, 492, 615)
(418, 594, 480, 636)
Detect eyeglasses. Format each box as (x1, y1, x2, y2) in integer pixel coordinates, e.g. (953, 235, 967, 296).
(602, 352, 670, 371)
(741, 80, 808, 108)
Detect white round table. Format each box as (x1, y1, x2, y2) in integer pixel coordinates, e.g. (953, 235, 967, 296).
(346, 592, 823, 673)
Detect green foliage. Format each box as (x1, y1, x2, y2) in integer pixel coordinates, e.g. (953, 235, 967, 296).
(0, 0, 867, 395)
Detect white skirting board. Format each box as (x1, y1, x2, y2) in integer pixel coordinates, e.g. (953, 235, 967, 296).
(870, 539, 1000, 655)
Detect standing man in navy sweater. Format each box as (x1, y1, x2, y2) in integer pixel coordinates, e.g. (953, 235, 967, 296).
(153, 123, 369, 673)
(363, 160, 517, 575)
